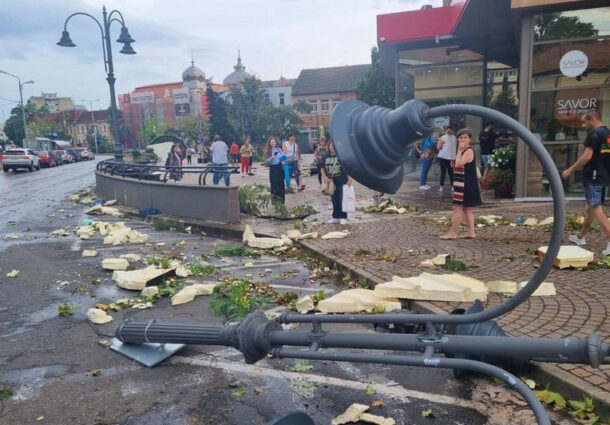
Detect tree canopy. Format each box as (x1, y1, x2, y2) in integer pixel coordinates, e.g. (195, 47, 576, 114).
(356, 46, 395, 108)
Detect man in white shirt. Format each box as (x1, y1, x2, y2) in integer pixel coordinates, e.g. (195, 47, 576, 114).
(210, 135, 230, 186)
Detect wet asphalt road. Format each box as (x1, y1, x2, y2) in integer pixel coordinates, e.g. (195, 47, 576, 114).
(0, 160, 543, 425)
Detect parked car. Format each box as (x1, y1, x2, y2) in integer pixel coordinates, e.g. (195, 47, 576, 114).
(66, 148, 82, 162)
(37, 150, 59, 168)
(53, 150, 66, 165)
(76, 147, 94, 160)
(59, 150, 73, 164)
(2, 149, 40, 172)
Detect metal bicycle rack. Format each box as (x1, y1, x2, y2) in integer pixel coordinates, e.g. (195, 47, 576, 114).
(112, 100, 610, 425)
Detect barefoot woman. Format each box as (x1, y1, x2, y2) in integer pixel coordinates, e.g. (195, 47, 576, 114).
(441, 128, 481, 239)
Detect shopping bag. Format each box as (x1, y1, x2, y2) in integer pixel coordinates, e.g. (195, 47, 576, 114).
(342, 185, 356, 212)
(322, 179, 335, 196)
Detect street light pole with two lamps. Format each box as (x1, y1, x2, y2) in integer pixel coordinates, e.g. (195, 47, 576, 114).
(0, 70, 34, 147)
(57, 6, 136, 159)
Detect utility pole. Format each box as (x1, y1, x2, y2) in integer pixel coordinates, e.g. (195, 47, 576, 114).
(82, 98, 99, 153)
(0, 70, 34, 147)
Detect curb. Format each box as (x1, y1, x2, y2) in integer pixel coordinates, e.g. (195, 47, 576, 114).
(105, 202, 610, 413)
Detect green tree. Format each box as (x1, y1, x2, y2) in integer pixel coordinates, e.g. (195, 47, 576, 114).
(176, 115, 205, 144)
(207, 85, 238, 143)
(140, 116, 168, 145)
(293, 101, 312, 115)
(86, 128, 112, 153)
(3, 103, 39, 145)
(251, 106, 302, 141)
(356, 46, 395, 108)
(27, 118, 59, 138)
(534, 13, 598, 41)
(229, 76, 271, 141)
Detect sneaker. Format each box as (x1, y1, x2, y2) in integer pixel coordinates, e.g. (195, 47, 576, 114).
(340, 219, 347, 225)
(419, 185, 430, 191)
(438, 187, 444, 192)
(568, 234, 587, 246)
(327, 218, 339, 224)
(602, 242, 610, 256)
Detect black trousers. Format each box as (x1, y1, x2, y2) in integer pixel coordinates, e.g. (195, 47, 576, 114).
(331, 174, 348, 219)
(438, 158, 454, 187)
(187, 155, 192, 164)
(316, 163, 323, 185)
(269, 163, 285, 203)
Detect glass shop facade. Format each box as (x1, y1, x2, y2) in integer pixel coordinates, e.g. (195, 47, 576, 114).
(377, 0, 610, 199)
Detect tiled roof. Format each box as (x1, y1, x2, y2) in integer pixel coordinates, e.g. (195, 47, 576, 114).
(292, 64, 370, 96)
(43, 109, 110, 125)
(261, 77, 297, 88)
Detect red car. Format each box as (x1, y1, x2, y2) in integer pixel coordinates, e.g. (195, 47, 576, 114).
(37, 150, 59, 167)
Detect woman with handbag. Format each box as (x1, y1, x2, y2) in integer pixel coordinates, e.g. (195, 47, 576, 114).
(265, 136, 286, 203)
(321, 142, 353, 225)
(440, 128, 482, 239)
(313, 136, 329, 187)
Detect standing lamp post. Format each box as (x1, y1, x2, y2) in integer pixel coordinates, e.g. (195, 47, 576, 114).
(57, 6, 136, 159)
(0, 70, 34, 148)
(82, 98, 100, 153)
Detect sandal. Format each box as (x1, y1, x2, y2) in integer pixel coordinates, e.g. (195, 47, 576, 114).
(439, 234, 458, 240)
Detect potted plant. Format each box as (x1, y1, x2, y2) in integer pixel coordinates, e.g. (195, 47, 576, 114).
(481, 144, 516, 198)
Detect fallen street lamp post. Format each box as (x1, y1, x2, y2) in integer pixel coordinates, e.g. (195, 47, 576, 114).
(0, 70, 34, 148)
(57, 6, 136, 159)
(111, 100, 609, 425)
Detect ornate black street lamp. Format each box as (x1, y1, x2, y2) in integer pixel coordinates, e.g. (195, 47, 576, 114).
(57, 6, 136, 159)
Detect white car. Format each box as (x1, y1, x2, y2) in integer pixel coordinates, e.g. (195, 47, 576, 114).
(2, 148, 40, 172)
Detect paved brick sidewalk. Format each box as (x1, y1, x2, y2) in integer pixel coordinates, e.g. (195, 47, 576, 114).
(300, 195, 609, 405)
(159, 158, 609, 403)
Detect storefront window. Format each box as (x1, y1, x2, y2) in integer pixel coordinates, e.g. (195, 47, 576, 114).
(527, 6, 610, 196)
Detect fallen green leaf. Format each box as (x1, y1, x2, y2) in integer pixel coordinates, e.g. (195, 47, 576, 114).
(421, 409, 435, 418)
(366, 385, 377, 395)
(291, 362, 314, 372)
(233, 389, 247, 397)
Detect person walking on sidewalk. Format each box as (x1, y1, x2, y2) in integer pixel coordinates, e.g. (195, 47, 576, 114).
(313, 136, 329, 187)
(185, 145, 195, 165)
(441, 128, 482, 239)
(562, 111, 610, 256)
(437, 126, 457, 192)
(415, 135, 436, 190)
(283, 133, 305, 191)
(165, 144, 183, 181)
(321, 142, 353, 225)
(210, 135, 230, 186)
(239, 137, 254, 177)
(265, 136, 286, 203)
(479, 122, 498, 176)
(230, 141, 240, 164)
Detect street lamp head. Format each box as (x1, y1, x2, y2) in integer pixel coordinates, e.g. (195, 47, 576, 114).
(57, 30, 76, 47)
(119, 42, 136, 55)
(116, 26, 135, 44)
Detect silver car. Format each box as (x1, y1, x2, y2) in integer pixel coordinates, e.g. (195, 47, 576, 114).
(2, 148, 40, 172)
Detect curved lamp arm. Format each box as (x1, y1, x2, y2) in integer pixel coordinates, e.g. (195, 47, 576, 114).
(62, 12, 108, 72)
(108, 9, 126, 26)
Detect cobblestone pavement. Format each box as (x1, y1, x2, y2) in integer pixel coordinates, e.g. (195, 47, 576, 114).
(182, 158, 609, 399)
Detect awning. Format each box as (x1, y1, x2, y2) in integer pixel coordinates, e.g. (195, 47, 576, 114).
(376, 2, 467, 45)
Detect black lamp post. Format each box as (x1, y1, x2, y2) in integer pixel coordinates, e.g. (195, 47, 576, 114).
(57, 6, 136, 159)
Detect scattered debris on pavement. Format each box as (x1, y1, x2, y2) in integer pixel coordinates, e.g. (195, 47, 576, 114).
(101, 258, 130, 271)
(113, 266, 174, 290)
(86, 308, 113, 324)
(171, 283, 217, 305)
(321, 230, 349, 240)
(6, 269, 19, 278)
(420, 254, 449, 268)
(536, 245, 594, 269)
(375, 273, 488, 302)
(317, 289, 400, 314)
(332, 403, 395, 425)
(486, 280, 556, 296)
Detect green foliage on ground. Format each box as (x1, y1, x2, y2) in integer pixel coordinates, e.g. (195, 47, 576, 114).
(215, 246, 261, 258)
(190, 264, 219, 276)
(151, 217, 172, 231)
(209, 278, 277, 321)
(146, 257, 171, 269)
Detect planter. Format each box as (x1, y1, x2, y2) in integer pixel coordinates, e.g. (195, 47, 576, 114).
(494, 184, 514, 198)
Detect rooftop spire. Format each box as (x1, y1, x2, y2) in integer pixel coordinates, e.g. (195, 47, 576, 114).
(190, 49, 194, 67)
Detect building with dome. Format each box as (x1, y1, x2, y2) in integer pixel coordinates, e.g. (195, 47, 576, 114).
(118, 59, 229, 147)
(223, 50, 250, 87)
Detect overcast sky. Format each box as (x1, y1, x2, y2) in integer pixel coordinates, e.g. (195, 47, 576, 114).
(0, 0, 434, 121)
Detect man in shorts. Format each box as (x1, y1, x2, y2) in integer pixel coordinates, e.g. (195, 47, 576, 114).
(562, 111, 610, 256)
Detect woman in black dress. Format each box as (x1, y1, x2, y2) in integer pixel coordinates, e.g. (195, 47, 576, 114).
(264, 137, 286, 203)
(440, 128, 481, 239)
